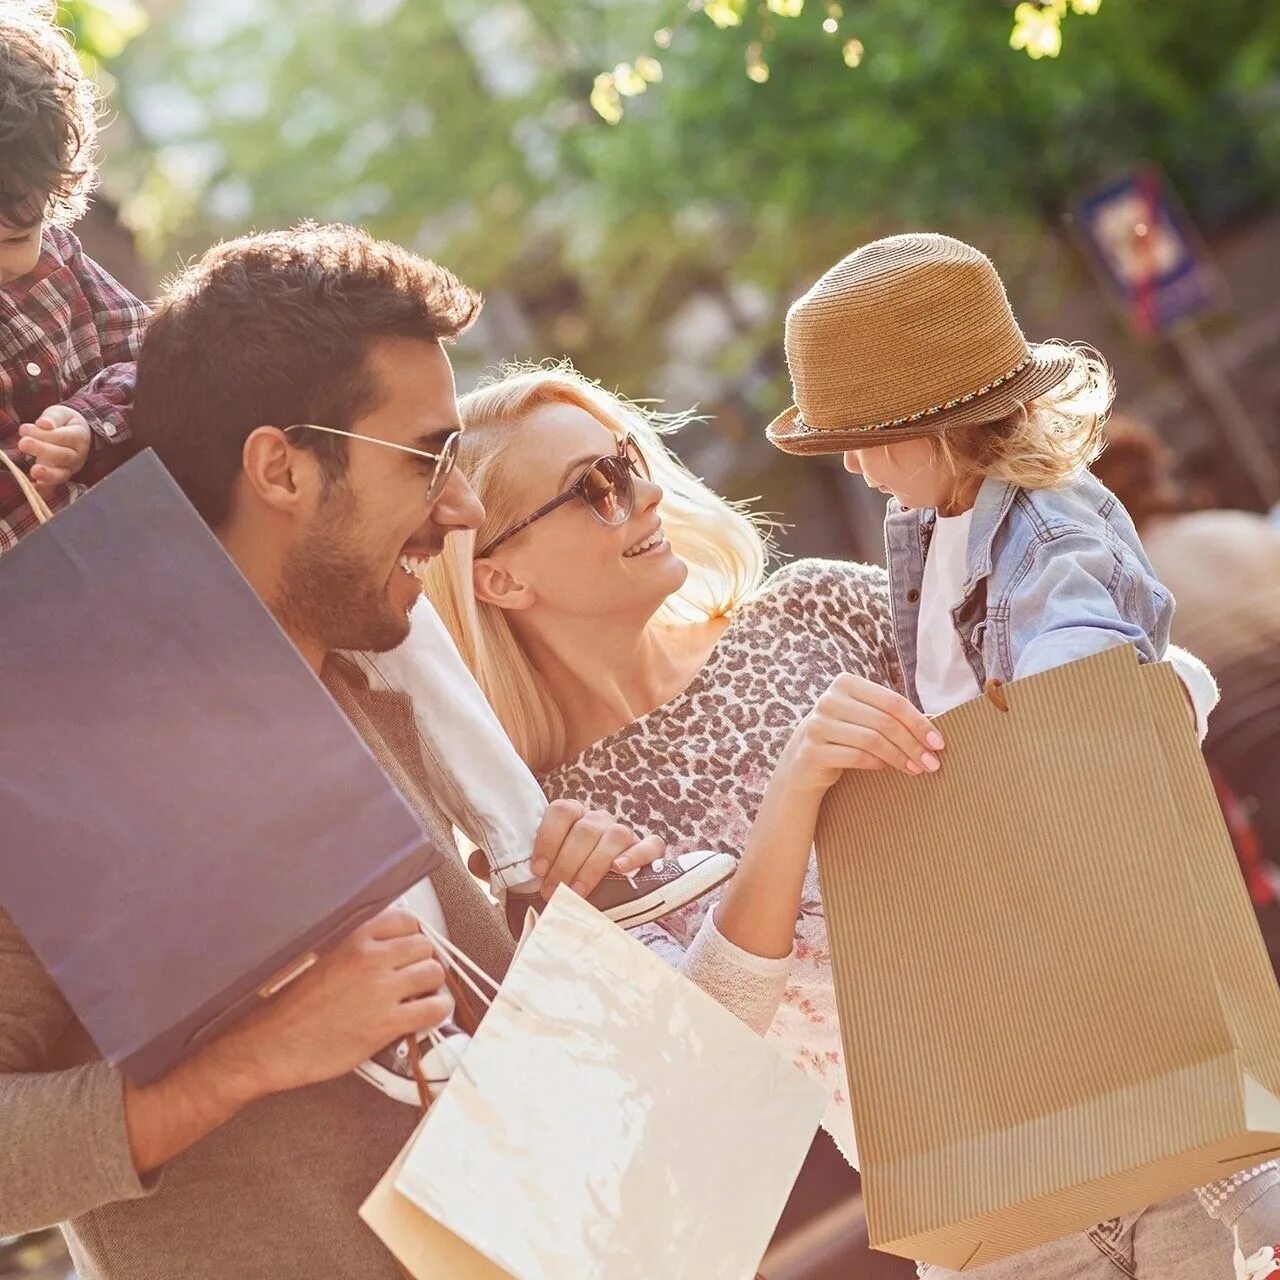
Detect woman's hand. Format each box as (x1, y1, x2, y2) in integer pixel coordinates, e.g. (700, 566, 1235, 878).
(712, 676, 944, 962)
(530, 798, 666, 898)
(775, 673, 945, 798)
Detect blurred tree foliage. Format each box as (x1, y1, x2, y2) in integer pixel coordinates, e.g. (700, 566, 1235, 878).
(58, 0, 146, 68)
(107, 0, 1280, 403)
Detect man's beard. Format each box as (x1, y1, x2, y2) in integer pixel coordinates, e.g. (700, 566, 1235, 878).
(276, 491, 414, 657)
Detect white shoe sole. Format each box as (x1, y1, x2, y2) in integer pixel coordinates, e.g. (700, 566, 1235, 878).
(355, 1058, 425, 1107)
(604, 851, 737, 929)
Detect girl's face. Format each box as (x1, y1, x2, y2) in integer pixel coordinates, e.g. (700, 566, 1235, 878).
(474, 401, 688, 626)
(843, 438, 956, 511)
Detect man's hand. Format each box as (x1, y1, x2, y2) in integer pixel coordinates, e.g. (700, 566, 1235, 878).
(209, 906, 452, 1097)
(529, 798, 666, 899)
(17, 406, 92, 494)
(124, 905, 451, 1175)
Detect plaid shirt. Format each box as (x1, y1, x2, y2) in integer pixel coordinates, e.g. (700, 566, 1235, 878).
(0, 225, 148, 552)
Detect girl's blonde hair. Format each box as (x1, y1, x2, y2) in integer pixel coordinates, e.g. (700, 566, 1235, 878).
(422, 361, 770, 773)
(931, 343, 1114, 490)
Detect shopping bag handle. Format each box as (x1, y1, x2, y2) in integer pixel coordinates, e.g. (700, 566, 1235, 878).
(0, 447, 54, 524)
(983, 677, 1010, 713)
(400, 924, 520, 1113)
(403, 968, 481, 1112)
(419, 920, 510, 1011)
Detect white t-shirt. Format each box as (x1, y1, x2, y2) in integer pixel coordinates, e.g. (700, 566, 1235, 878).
(915, 509, 982, 716)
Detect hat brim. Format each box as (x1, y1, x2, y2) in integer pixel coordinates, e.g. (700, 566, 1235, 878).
(766, 346, 1078, 456)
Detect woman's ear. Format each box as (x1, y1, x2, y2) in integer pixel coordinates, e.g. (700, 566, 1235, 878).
(473, 557, 536, 612)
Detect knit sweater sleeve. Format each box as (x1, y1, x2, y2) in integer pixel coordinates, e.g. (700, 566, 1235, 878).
(634, 912, 793, 1036)
(0, 906, 159, 1235)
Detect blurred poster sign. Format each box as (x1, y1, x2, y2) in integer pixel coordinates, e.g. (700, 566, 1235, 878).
(1075, 169, 1220, 338)
(1072, 168, 1279, 505)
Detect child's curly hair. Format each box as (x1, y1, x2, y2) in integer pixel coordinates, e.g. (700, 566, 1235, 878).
(931, 344, 1114, 491)
(0, 1, 100, 229)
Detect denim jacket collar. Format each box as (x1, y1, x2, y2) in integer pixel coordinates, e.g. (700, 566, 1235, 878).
(965, 475, 1020, 587)
(886, 475, 1018, 589)
(883, 476, 1020, 708)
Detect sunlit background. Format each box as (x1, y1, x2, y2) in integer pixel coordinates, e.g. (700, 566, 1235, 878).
(5, 3, 1280, 1277)
(55, 0, 1280, 565)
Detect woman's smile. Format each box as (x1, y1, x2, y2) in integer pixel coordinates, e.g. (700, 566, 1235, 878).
(623, 523, 668, 559)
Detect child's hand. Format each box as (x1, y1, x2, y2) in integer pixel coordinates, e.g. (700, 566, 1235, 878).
(17, 405, 93, 494)
(775, 673, 945, 798)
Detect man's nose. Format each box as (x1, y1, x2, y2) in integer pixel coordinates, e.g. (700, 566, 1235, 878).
(842, 451, 862, 476)
(432, 466, 485, 532)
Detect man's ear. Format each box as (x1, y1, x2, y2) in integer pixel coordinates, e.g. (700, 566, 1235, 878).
(241, 426, 317, 514)
(473, 556, 536, 612)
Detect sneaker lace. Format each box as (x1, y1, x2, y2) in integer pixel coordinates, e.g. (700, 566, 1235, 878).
(624, 857, 666, 887)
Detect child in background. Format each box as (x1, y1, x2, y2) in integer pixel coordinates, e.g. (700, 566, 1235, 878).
(767, 231, 1279, 1278)
(0, 0, 147, 552)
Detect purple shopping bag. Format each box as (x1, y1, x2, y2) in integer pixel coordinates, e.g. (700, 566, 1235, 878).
(0, 450, 441, 1082)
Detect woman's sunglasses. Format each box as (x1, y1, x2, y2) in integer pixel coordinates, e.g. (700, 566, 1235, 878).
(477, 434, 650, 558)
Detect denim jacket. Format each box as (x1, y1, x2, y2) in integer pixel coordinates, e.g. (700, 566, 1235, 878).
(885, 472, 1174, 710)
(349, 597, 547, 894)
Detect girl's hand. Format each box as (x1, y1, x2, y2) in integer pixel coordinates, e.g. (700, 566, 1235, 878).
(775, 673, 945, 798)
(18, 405, 93, 494)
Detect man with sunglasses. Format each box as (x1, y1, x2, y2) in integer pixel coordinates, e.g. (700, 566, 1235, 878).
(0, 224, 725, 1280)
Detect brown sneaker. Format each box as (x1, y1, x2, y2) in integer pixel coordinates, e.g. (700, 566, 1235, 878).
(504, 850, 737, 938)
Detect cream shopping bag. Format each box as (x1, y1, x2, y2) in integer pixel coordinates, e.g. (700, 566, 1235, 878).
(815, 645, 1280, 1270)
(360, 1115, 512, 1279)
(367, 887, 825, 1280)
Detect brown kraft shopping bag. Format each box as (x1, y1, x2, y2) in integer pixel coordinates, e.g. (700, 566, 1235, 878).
(814, 645, 1280, 1270)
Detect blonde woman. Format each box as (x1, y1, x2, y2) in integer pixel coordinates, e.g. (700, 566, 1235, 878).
(420, 361, 1262, 1278)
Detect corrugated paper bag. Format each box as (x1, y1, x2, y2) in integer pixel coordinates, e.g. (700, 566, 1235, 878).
(367, 887, 825, 1280)
(815, 645, 1280, 1270)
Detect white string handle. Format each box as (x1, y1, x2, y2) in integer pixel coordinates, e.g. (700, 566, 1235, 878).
(407, 924, 515, 1104)
(407, 919, 534, 1107)
(0, 448, 53, 524)
(418, 920, 505, 1013)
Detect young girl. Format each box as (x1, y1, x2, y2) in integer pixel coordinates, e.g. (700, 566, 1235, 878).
(769, 231, 1169, 708)
(767, 231, 1280, 1277)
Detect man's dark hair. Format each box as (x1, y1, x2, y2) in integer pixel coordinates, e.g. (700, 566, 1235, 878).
(131, 222, 482, 528)
(0, 1, 99, 228)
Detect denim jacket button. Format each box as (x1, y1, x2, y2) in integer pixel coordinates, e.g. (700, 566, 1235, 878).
(907, 589, 920, 604)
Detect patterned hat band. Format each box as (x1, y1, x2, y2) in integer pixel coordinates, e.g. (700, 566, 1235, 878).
(791, 351, 1034, 436)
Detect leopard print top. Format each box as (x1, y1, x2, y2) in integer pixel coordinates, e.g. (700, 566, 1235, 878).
(541, 557, 900, 1163)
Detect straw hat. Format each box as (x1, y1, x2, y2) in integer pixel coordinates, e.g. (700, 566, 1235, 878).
(767, 234, 1076, 455)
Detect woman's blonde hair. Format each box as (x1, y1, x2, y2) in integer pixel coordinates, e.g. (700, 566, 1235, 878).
(931, 343, 1114, 491)
(422, 361, 770, 773)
